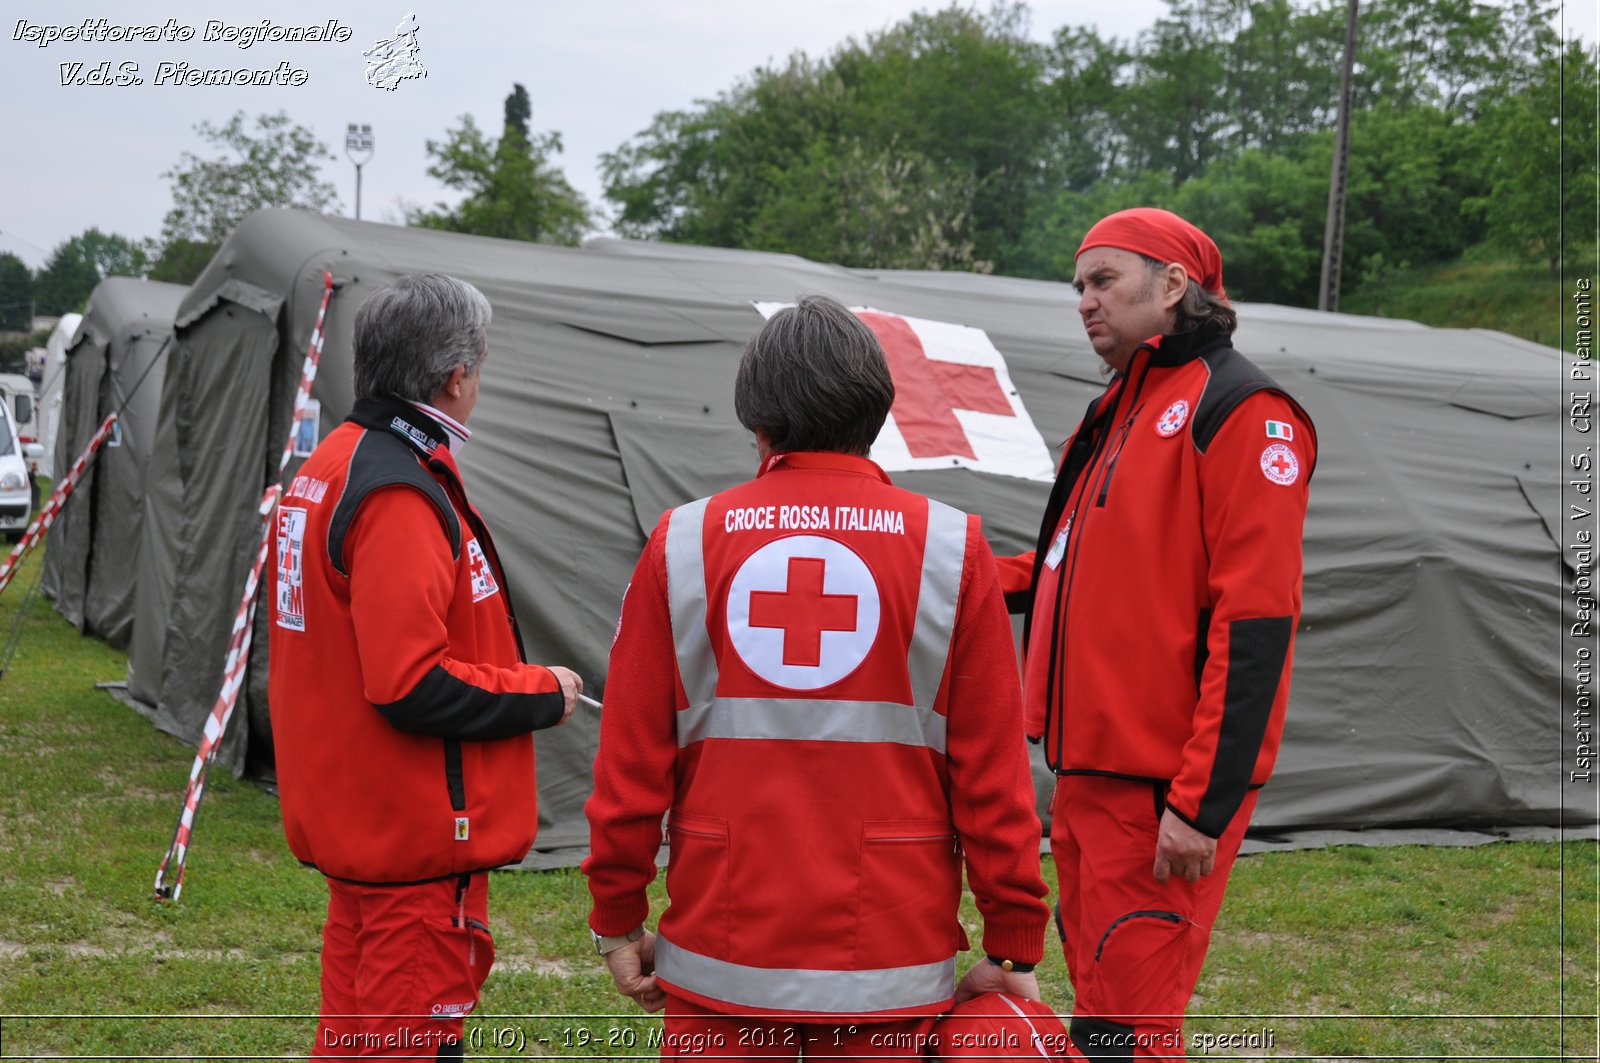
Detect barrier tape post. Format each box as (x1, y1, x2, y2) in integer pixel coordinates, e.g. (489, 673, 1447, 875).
(0, 413, 120, 597)
(154, 271, 335, 902)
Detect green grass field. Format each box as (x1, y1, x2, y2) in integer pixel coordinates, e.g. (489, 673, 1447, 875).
(0, 544, 1595, 1060)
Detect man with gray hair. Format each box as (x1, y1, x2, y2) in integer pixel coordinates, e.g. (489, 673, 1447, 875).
(584, 294, 1049, 1058)
(270, 273, 582, 1060)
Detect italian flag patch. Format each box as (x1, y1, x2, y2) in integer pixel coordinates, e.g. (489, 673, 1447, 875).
(1265, 420, 1294, 441)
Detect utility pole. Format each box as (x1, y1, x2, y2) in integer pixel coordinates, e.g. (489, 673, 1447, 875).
(345, 124, 375, 222)
(1319, 0, 1359, 313)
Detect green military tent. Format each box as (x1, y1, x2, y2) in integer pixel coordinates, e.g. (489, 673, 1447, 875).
(60, 208, 1581, 866)
(42, 277, 187, 650)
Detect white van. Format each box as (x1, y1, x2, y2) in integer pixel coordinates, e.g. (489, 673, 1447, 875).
(0, 373, 39, 449)
(0, 400, 41, 543)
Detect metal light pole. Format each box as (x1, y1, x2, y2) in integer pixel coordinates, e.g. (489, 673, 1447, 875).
(345, 124, 375, 221)
(1318, 0, 1360, 313)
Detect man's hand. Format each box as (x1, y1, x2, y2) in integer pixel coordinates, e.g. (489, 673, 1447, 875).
(1153, 809, 1217, 883)
(547, 666, 583, 725)
(604, 930, 666, 1012)
(953, 958, 1041, 1004)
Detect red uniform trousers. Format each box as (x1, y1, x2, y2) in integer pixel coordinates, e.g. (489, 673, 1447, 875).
(663, 995, 937, 1062)
(1052, 777, 1257, 1061)
(312, 872, 494, 1060)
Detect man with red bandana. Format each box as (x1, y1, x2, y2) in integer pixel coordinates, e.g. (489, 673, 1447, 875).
(996, 209, 1316, 1060)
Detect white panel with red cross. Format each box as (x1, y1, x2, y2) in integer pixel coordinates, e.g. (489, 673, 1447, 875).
(725, 534, 882, 691)
(753, 303, 1054, 482)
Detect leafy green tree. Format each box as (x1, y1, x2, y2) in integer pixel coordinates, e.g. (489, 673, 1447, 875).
(147, 238, 219, 285)
(0, 253, 33, 332)
(409, 86, 590, 245)
(746, 138, 990, 271)
(603, 4, 1049, 272)
(159, 110, 340, 246)
(33, 229, 149, 315)
(1467, 39, 1598, 276)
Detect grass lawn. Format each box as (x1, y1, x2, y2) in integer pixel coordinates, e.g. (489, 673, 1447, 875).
(0, 543, 1595, 1059)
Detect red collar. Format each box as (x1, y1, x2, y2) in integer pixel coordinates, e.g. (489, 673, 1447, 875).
(757, 450, 893, 484)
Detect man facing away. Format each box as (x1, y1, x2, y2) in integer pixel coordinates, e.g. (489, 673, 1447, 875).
(269, 272, 582, 1060)
(584, 294, 1050, 1059)
(996, 208, 1317, 1060)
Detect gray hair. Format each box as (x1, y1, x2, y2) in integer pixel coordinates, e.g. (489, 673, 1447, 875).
(734, 295, 895, 457)
(352, 273, 492, 403)
(1140, 256, 1237, 338)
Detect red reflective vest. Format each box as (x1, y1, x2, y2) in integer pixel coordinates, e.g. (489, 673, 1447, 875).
(584, 452, 1048, 1018)
(997, 329, 1316, 838)
(269, 399, 566, 884)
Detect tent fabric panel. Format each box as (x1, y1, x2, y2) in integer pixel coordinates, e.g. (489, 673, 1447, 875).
(40, 332, 110, 625)
(80, 331, 172, 649)
(151, 304, 281, 769)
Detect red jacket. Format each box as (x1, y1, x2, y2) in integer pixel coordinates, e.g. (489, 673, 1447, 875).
(269, 399, 567, 884)
(584, 452, 1048, 1018)
(997, 328, 1316, 838)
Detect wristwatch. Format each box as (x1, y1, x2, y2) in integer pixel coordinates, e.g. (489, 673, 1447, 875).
(591, 926, 645, 955)
(986, 954, 1037, 974)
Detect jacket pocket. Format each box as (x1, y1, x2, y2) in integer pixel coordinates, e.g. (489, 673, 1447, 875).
(663, 811, 730, 958)
(856, 819, 961, 966)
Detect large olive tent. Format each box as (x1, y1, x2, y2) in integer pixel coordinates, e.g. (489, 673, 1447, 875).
(67, 208, 1581, 865)
(42, 278, 187, 650)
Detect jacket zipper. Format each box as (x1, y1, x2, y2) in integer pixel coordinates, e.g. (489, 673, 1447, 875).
(1044, 353, 1155, 771)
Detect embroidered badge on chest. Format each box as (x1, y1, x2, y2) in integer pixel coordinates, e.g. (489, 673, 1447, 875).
(1260, 443, 1301, 485)
(1155, 399, 1190, 438)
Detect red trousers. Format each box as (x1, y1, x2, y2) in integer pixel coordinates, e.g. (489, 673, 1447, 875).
(311, 873, 494, 1060)
(1051, 776, 1256, 1061)
(663, 995, 937, 1061)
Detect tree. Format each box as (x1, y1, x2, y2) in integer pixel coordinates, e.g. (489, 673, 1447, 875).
(0, 253, 32, 332)
(408, 86, 590, 245)
(159, 110, 340, 247)
(33, 229, 149, 316)
(147, 238, 218, 285)
(1467, 39, 1598, 276)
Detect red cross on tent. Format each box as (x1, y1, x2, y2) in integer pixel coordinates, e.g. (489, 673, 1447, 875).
(855, 311, 1015, 460)
(748, 556, 859, 667)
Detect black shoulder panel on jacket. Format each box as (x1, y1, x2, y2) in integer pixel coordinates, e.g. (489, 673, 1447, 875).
(328, 429, 462, 576)
(1191, 346, 1283, 453)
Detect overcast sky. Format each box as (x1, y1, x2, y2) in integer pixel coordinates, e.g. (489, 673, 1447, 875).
(2, 1, 1595, 270)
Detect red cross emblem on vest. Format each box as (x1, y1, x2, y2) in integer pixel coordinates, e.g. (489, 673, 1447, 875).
(748, 557, 858, 667)
(728, 535, 882, 690)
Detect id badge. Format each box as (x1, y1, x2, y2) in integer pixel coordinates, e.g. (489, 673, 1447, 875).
(1044, 519, 1071, 570)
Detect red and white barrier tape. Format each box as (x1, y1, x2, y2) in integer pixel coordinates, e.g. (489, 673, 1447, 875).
(154, 270, 335, 902)
(0, 413, 120, 596)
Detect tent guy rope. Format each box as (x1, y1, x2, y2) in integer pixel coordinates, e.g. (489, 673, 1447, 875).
(154, 269, 338, 903)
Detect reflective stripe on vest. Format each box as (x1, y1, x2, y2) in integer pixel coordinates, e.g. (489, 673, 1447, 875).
(676, 697, 948, 753)
(664, 495, 968, 750)
(654, 933, 956, 1014)
(667, 497, 718, 708)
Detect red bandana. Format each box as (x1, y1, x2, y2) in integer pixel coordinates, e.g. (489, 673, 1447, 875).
(1077, 207, 1227, 299)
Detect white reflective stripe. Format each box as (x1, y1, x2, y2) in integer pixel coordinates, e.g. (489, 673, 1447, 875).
(655, 934, 955, 1014)
(665, 498, 717, 707)
(676, 697, 947, 753)
(908, 499, 967, 710)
